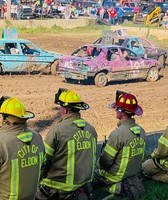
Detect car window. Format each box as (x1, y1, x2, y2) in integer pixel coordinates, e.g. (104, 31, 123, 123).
(72, 46, 89, 56)
(163, 3, 168, 7)
(118, 39, 125, 46)
(1, 43, 19, 55)
(91, 47, 102, 57)
(124, 3, 130, 7)
(132, 2, 138, 7)
(139, 38, 151, 48)
(0, 43, 6, 54)
(75, 1, 100, 8)
(107, 48, 120, 61)
(121, 48, 138, 60)
(21, 43, 40, 55)
(103, 1, 121, 8)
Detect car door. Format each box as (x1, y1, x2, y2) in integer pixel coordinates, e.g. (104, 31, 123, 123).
(108, 47, 128, 72)
(0, 42, 24, 72)
(18, 41, 55, 72)
(120, 48, 148, 79)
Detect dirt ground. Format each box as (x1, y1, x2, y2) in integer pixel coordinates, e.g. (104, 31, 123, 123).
(0, 32, 168, 141)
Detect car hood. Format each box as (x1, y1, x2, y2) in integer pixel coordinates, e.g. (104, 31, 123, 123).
(44, 51, 62, 59)
(58, 55, 99, 71)
(60, 55, 94, 64)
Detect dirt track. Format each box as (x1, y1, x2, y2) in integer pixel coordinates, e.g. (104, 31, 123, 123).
(0, 32, 168, 141)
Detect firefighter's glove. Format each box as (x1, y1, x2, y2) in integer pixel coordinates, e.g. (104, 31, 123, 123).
(151, 152, 155, 158)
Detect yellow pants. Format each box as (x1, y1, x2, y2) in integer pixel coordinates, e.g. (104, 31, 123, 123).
(142, 159, 168, 183)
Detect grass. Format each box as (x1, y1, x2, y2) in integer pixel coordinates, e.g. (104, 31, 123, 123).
(93, 179, 168, 200)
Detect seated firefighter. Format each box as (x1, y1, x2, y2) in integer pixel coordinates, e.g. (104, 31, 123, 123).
(93, 90, 146, 200)
(36, 88, 98, 200)
(142, 127, 168, 183)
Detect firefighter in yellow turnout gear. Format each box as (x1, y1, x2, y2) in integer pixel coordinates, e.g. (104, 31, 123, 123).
(0, 97, 45, 200)
(142, 127, 168, 182)
(94, 91, 146, 200)
(36, 88, 97, 200)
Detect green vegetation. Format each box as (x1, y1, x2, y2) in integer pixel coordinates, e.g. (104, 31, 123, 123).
(94, 179, 168, 200)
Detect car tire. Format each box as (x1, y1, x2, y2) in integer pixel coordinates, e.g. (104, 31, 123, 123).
(51, 60, 59, 75)
(94, 72, 108, 87)
(146, 67, 159, 82)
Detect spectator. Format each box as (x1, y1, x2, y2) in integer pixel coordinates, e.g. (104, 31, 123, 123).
(36, 88, 97, 200)
(71, 5, 76, 17)
(94, 90, 146, 200)
(11, 2, 17, 20)
(117, 7, 124, 24)
(162, 10, 168, 29)
(99, 6, 105, 19)
(108, 6, 117, 25)
(76, 3, 82, 16)
(90, 4, 98, 17)
(64, 4, 71, 19)
(2, 2, 7, 19)
(16, 3, 23, 20)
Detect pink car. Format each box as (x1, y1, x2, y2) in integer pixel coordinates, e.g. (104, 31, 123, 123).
(57, 44, 162, 87)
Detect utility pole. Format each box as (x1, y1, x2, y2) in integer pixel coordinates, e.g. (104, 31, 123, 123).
(7, 0, 11, 20)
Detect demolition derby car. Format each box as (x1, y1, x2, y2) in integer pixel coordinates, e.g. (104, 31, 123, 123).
(56, 44, 163, 87)
(94, 29, 167, 67)
(0, 29, 61, 74)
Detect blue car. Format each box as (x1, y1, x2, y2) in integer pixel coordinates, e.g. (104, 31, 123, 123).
(94, 30, 167, 67)
(0, 28, 61, 75)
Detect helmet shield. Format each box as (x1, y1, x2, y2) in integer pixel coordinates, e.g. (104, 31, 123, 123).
(109, 90, 143, 116)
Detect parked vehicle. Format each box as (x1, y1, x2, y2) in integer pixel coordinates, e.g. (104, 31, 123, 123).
(33, 5, 64, 19)
(21, 5, 35, 19)
(0, 28, 61, 74)
(57, 44, 162, 87)
(152, 1, 168, 14)
(102, 0, 135, 20)
(122, 1, 139, 13)
(133, 3, 161, 26)
(94, 30, 167, 67)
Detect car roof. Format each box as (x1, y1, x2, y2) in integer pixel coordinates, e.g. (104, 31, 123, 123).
(84, 43, 127, 49)
(0, 38, 33, 43)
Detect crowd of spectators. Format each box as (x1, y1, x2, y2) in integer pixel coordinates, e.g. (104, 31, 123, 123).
(0, 0, 168, 29)
(1, 2, 23, 20)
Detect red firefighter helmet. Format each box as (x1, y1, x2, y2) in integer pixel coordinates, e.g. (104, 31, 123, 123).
(109, 90, 143, 116)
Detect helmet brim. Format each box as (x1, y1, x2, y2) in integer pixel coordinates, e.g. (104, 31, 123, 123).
(59, 101, 90, 110)
(22, 111, 35, 119)
(109, 102, 143, 116)
(0, 110, 35, 119)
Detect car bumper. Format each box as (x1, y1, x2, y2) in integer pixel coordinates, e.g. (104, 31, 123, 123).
(57, 70, 87, 80)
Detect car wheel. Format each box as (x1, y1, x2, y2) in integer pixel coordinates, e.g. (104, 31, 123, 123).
(51, 60, 59, 75)
(146, 67, 159, 82)
(94, 72, 108, 87)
